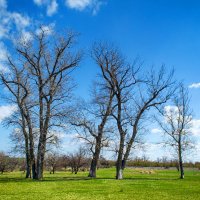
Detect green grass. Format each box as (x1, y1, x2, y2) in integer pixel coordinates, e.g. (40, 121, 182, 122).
(0, 168, 200, 200)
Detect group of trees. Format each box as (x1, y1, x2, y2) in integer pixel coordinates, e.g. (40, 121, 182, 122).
(1, 151, 199, 175)
(0, 152, 21, 174)
(45, 148, 90, 174)
(0, 27, 195, 180)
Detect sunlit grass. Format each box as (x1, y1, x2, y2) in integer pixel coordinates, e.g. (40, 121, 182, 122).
(0, 168, 199, 200)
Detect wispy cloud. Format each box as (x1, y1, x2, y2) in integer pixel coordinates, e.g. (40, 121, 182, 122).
(0, 0, 30, 39)
(190, 119, 200, 136)
(33, 0, 58, 16)
(0, 42, 9, 71)
(0, 42, 8, 61)
(47, 0, 58, 16)
(33, 0, 44, 6)
(151, 128, 162, 134)
(0, 0, 7, 9)
(66, 0, 91, 10)
(0, 0, 31, 70)
(65, 0, 105, 15)
(0, 104, 17, 122)
(189, 82, 200, 89)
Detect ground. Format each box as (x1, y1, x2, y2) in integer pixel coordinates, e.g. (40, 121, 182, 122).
(0, 168, 199, 200)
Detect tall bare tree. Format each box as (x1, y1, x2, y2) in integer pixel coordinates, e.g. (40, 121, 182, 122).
(71, 82, 114, 177)
(156, 84, 194, 179)
(0, 63, 36, 178)
(121, 67, 175, 178)
(92, 42, 175, 179)
(1, 27, 81, 179)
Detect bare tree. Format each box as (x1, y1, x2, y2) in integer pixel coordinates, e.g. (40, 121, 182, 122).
(0, 63, 37, 179)
(7, 157, 19, 172)
(92, 42, 175, 179)
(156, 84, 194, 179)
(60, 155, 70, 171)
(121, 67, 175, 178)
(0, 152, 9, 174)
(71, 78, 114, 177)
(68, 147, 88, 174)
(0, 27, 81, 180)
(46, 152, 59, 174)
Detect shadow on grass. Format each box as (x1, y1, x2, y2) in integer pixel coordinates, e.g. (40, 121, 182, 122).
(0, 175, 179, 183)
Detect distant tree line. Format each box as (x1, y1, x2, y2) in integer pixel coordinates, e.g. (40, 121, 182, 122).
(0, 151, 200, 175)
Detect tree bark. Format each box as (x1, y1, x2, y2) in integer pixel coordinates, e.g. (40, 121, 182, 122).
(88, 144, 100, 178)
(25, 150, 31, 178)
(36, 134, 46, 180)
(178, 143, 184, 179)
(88, 134, 102, 178)
(116, 133, 125, 180)
(88, 158, 97, 177)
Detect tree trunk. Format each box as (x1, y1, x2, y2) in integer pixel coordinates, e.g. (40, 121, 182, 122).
(179, 152, 184, 179)
(178, 145, 184, 179)
(116, 157, 124, 180)
(25, 153, 31, 178)
(116, 135, 125, 180)
(27, 113, 37, 180)
(89, 158, 97, 178)
(88, 136, 101, 178)
(29, 136, 37, 179)
(31, 162, 37, 179)
(116, 167, 123, 180)
(36, 135, 46, 180)
(24, 135, 31, 178)
(36, 152, 44, 179)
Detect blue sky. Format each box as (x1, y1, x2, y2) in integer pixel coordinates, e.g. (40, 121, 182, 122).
(0, 0, 200, 161)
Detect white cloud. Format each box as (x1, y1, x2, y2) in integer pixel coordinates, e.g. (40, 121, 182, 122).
(65, 0, 104, 14)
(0, 42, 9, 72)
(47, 0, 58, 16)
(140, 141, 200, 162)
(0, 1, 30, 40)
(0, 104, 17, 122)
(190, 119, 200, 136)
(164, 105, 178, 114)
(189, 82, 200, 89)
(0, 0, 7, 9)
(92, 0, 103, 15)
(0, 24, 8, 38)
(0, 42, 8, 61)
(33, 0, 58, 16)
(33, 0, 44, 6)
(11, 12, 30, 29)
(151, 128, 162, 134)
(66, 0, 91, 10)
(18, 31, 33, 46)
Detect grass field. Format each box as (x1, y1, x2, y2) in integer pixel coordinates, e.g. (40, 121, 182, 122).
(0, 168, 199, 200)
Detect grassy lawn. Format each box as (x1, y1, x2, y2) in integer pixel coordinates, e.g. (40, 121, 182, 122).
(0, 168, 199, 200)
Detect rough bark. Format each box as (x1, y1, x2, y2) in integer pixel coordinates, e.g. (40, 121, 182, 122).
(25, 148, 31, 178)
(116, 133, 125, 180)
(36, 133, 47, 180)
(88, 135, 101, 178)
(178, 139, 184, 179)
